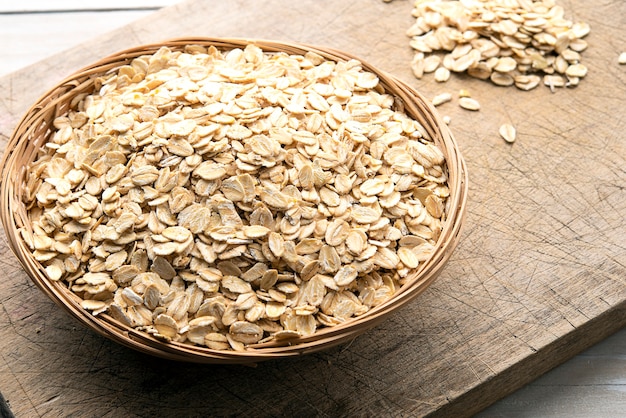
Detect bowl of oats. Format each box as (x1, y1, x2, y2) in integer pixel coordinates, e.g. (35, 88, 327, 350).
(0, 38, 467, 363)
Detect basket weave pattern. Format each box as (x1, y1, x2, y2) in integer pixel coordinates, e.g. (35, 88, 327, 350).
(0, 38, 468, 363)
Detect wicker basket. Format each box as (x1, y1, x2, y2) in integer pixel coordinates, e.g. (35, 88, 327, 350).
(0, 38, 468, 364)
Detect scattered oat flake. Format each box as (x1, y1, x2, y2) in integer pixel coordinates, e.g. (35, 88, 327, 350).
(499, 124, 516, 143)
(458, 97, 480, 111)
(432, 92, 452, 107)
(434, 67, 450, 82)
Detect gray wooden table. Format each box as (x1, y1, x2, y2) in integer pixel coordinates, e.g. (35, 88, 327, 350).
(1, 1, 625, 417)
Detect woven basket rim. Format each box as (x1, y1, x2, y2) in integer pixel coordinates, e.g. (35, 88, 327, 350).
(0, 37, 468, 364)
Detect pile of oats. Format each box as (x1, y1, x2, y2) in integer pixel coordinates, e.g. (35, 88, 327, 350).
(407, 0, 591, 92)
(22, 44, 450, 350)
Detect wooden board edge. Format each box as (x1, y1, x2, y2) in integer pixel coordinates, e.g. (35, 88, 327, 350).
(426, 300, 626, 417)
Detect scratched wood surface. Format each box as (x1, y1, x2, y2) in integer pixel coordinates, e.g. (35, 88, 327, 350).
(0, 0, 625, 416)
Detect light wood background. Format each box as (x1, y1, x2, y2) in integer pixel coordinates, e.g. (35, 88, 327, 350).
(0, 1, 625, 417)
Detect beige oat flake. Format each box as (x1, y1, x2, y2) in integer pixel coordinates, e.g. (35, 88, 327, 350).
(499, 124, 517, 143)
(458, 97, 481, 111)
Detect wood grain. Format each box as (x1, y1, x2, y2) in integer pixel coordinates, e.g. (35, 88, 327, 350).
(0, 0, 625, 416)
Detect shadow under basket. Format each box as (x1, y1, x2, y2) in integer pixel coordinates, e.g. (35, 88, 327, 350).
(0, 37, 468, 364)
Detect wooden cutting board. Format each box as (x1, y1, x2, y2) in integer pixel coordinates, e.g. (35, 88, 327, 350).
(1, 0, 624, 416)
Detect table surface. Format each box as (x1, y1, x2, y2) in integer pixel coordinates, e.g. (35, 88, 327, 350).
(0, 1, 625, 417)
